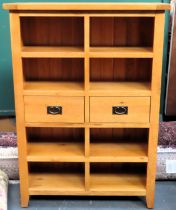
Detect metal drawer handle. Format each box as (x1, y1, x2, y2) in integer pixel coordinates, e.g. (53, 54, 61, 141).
(47, 106, 62, 115)
(112, 106, 128, 115)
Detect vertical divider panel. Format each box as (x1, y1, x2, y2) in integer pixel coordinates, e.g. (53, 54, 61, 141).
(85, 127, 90, 157)
(84, 15, 90, 122)
(146, 12, 165, 209)
(84, 15, 90, 191)
(9, 13, 29, 207)
(85, 161, 90, 191)
(85, 127, 90, 190)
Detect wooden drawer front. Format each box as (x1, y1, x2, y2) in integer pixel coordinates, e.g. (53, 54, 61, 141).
(90, 97, 150, 123)
(24, 96, 84, 123)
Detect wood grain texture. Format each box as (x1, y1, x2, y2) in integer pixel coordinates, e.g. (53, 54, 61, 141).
(90, 173, 146, 195)
(90, 143, 148, 162)
(84, 16, 90, 123)
(23, 82, 84, 96)
(9, 13, 29, 207)
(27, 143, 85, 162)
(21, 17, 84, 47)
(90, 128, 148, 142)
(89, 82, 151, 96)
(25, 122, 150, 128)
(24, 81, 151, 97)
(18, 13, 156, 18)
(90, 17, 154, 47)
(29, 172, 146, 196)
(27, 127, 84, 142)
(146, 12, 165, 209)
(85, 127, 90, 157)
(89, 81, 151, 96)
(90, 97, 150, 123)
(23, 58, 84, 82)
(21, 46, 84, 58)
(3, 3, 170, 11)
(90, 58, 152, 81)
(29, 173, 85, 195)
(24, 96, 84, 123)
(85, 162, 90, 191)
(89, 47, 153, 58)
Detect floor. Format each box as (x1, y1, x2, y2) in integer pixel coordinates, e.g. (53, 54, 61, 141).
(8, 181, 176, 210)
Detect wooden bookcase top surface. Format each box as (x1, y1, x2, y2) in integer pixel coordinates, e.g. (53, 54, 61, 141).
(3, 3, 170, 11)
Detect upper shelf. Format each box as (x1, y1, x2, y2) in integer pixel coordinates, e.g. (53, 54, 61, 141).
(3, 3, 170, 11)
(21, 47, 84, 58)
(21, 46, 153, 58)
(89, 47, 153, 58)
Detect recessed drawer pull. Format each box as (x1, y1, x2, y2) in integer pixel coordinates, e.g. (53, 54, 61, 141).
(112, 106, 128, 115)
(47, 106, 62, 115)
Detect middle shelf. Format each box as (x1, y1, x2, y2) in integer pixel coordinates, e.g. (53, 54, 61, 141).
(27, 142, 148, 162)
(22, 57, 152, 96)
(21, 46, 153, 58)
(23, 81, 151, 96)
(27, 142, 85, 162)
(26, 127, 148, 163)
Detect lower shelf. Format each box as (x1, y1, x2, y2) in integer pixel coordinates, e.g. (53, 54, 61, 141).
(28, 173, 146, 196)
(90, 173, 146, 196)
(29, 173, 85, 195)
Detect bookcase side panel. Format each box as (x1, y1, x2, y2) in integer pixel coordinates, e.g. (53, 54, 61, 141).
(146, 12, 165, 209)
(9, 13, 29, 207)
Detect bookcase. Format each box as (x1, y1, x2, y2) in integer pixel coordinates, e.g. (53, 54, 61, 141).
(3, 3, 170, 208)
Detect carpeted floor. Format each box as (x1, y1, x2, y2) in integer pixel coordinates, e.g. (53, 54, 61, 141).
(8, 181, 176, 210)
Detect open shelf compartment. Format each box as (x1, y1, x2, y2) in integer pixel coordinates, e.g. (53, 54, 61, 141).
(22, 58, 84, 95)
(90, 17, 154, 47)
(90, 58, 152, 96)
(90, 162, 146, 195)
(29, 162, 85, 195)
(20, 17, 84, 57)
(27, 127, 85, 162)
(90, 128, 148, 162)
(90, 17, 154, 57)
(21, 17, 84, 47)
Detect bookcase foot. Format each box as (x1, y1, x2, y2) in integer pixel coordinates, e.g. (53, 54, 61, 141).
(20, 195, 29, 208)
(146, 196, 154, 209)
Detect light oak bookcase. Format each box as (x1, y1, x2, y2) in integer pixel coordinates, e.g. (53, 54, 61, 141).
(3, 3, 170, 208)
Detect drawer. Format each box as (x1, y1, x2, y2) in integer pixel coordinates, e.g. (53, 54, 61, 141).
(24, 96, 84, 123)
(90, 97, 150, 123)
